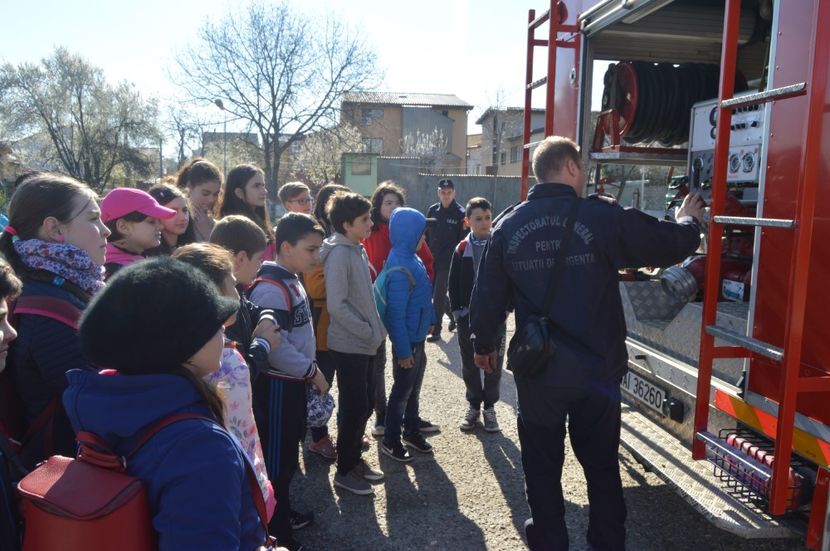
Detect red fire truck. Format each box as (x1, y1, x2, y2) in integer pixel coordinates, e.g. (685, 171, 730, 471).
(519, 0, 829, 548)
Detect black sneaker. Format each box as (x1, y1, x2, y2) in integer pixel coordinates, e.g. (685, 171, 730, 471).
(426, 332, 441, 342)
(381, 440, 414, 462)
(403, 432, 433, 454)
(418, 418, 441, 433)
(289, 510, 313, 530)
(448, 319, 457, 332)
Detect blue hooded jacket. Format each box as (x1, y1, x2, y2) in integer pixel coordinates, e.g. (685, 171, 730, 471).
(63, 369, 265, 551)
(385, 208, 435, 358)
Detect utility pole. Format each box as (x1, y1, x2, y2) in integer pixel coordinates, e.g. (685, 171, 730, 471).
(214, 99, 227, 176)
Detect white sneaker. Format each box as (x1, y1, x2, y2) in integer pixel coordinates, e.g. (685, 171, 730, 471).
(460, 407, 480, 431)
(483, 407, 500, 433)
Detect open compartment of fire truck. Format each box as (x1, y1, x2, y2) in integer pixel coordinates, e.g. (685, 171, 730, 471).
(523, 0, 830, 546)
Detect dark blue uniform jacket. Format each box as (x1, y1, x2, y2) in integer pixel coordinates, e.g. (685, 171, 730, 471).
(470, 183, 701, 387)
(426, 200, 466, 266)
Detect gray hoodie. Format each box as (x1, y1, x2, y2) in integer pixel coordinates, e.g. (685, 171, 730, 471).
(247, 261, 317, 381)
(321, 233, 387, 355)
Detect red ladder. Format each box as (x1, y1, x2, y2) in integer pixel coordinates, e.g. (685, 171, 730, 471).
(520, 0, 579, 200)
(692, 0, 830, 516)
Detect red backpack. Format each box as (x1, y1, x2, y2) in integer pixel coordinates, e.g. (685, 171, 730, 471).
(16, 413, 270, 551)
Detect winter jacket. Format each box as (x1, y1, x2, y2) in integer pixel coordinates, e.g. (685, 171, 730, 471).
(363, 221, 435, 282)
(225, 296, 272, 380)
(448, 234, 487, 318)
(63, 369, 266, 551)
(470, 183, 701, 387)
(384, 208, 436, 359)
(7, 278, 93, 467)
(321, 233, 386, 356)
(247, 262, 318, 382)
(426, 200, 467, 267)
(104, 242, 143, 280)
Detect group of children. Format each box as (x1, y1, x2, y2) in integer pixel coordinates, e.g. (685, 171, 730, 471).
(0, 166, 506, 551)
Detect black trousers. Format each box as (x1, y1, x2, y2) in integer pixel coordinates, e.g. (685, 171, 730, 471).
(331, 350, 375, 475)
(457, 315, 504, 409)
(252, 377, 306, 543)
(515, 377, 627, 551)
(431, 263, 452, 332)
(372, 341, 387, 426)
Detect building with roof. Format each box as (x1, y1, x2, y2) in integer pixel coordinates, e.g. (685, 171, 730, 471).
(340, 92, 473, 173)
(467, 133, 482, 175)
(476, 107, 546, 177)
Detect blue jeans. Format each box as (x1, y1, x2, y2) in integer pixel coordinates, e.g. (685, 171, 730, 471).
(383, 342, 427, 443)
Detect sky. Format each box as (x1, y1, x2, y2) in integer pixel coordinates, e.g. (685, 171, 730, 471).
(1, 0, 603, 137)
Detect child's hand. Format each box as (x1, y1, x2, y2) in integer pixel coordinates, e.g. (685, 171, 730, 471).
(253, 316, 281, 350)
(475, 352, 498, 374)
(311, 369, 330, 394)
(398, 356, 414, 369)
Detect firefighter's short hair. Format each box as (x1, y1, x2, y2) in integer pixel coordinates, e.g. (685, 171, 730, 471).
(532, 136, 581, 182)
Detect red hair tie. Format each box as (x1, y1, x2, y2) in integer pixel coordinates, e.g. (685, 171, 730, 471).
(3, 225, 17, 236)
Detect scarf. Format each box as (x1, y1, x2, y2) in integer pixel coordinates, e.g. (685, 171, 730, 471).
(14, 239, 106, 296)
(105, 242, 143, 267)
(469, 235, 489, 248)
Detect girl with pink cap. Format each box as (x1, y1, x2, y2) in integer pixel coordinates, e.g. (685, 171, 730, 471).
(100, 187, 176, 280)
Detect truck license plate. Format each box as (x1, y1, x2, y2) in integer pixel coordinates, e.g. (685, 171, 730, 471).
(621, 371, 666, 415)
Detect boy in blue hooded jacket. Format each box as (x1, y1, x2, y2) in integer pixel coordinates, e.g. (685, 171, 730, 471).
(379, 208, 436, 462)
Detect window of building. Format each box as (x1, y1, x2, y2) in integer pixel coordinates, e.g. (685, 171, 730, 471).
(361, 108, 383, 125)
(500, 152, 506, 165)
(362, 138, 383, 154)
(510, 146, 519, 164)
(351, 156, 371, 176)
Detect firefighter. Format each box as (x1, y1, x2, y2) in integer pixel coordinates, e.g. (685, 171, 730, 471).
(470, 136, 703, 550)
(425, 178, 467, 342)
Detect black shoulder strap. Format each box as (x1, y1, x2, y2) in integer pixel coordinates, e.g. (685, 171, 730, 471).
(540, 198, 581, 318)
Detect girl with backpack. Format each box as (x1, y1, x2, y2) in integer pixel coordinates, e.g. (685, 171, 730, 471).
(216, 164, 276, 260)
(64, 257, 272, 550)
(0, 173, 109, 469)
(100, 187, 176, 279)
(145, 182, 197, 256)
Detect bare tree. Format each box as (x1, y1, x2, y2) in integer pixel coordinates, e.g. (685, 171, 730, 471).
(173, 1, 379, 199)
(165, 105, 209, 168)
(400, 128, 449, 173)
(0, 47, 160, 192)
(293, 122, 363, 185)
(202, 136, 263, 174)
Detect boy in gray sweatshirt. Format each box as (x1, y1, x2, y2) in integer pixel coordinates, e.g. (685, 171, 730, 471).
(320, 192, 387, 496)
(247, 213, 329, 549)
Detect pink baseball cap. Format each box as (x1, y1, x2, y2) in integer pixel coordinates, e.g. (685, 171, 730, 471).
(101, 188, 176, 223)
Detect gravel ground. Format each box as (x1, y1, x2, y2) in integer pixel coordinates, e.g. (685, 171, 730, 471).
(289, 317, 807, 551)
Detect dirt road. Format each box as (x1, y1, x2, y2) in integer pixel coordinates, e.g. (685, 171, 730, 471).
(289, 323, 806, 551)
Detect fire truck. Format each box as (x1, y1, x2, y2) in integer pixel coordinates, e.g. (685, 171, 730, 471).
(519, 0, 830, 548)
